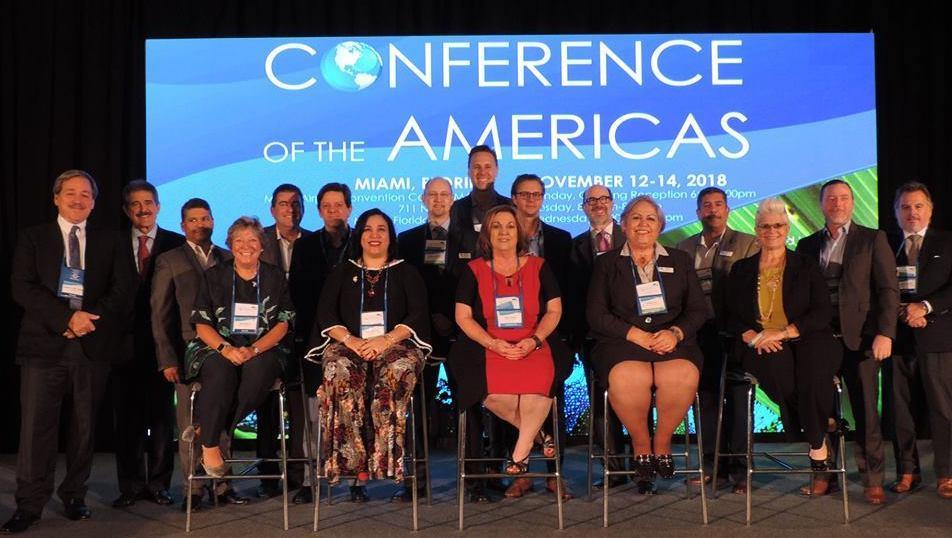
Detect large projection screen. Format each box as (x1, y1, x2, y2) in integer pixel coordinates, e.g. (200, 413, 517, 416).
(147, 34, 877, 437)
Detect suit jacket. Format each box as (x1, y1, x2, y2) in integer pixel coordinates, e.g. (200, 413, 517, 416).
(676, 228, 759, 331)
(150, 242, 231, 371)
(448, 189, 512, 256)
(397, 221, 464, 357)
(796, 222, 899, 350)
(120, 227, 185, 366)
(260, 224, 312, 272)
(569, 221, 626, 345)
(889, 228, 952, 353)
(724, 250, 834, 341)
(12, 222, 134, 365)
(538, 222, 574, 338)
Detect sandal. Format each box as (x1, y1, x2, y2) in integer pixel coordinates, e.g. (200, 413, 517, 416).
(535, 431, 556, 458)
(504, 456, 530, 475)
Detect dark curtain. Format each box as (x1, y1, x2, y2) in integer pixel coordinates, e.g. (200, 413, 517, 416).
(1, 0, 949, 452)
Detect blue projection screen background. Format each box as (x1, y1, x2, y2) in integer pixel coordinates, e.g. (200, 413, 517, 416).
(146, 34, 877, 436)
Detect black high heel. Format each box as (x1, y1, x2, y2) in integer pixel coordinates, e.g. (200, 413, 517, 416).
(654, 454, 675, 479)
(504, 456, 530, 475)
(633, 454, 656, 479)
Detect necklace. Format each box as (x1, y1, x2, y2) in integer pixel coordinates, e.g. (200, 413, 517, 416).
(364, 267, 384, 297)
(757, 260, 785, 323)
(494, 257, 519, 286)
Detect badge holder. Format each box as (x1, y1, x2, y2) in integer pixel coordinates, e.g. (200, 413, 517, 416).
(897, 265, 918, 296)
(491, 260, 525, 330)
(58, 263, 85, 310)
(231, 270, 261, 336)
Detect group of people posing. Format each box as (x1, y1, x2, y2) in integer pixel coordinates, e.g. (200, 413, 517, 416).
(4, 145, 952, 535)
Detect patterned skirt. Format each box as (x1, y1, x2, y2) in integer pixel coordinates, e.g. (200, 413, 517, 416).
(317, 342, 424, 484)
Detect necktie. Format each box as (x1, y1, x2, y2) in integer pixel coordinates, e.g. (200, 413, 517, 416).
(908, 234, 922, 265)
(597, 231, 611, 253)
(195, 246, 208, 269)
(137, 235, 150, 277)
(68, 226, 81, 269)
(432, 226, 447, 240)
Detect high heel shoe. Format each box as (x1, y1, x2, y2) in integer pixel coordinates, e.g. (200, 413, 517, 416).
(535, 431, 556, 458)
(504, 456, 530, 475)
(654, 454, 675, 479)
(633, 454, 656, 480)
(809, 441, 831, 471)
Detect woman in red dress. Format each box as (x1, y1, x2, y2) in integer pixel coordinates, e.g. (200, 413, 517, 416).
(448, 205, 573, 473)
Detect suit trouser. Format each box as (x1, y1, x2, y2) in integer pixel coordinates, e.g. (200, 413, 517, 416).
(920, 351, 952, 478)
(840, 346, 886, 487)
(696, 323, 747, 481)
(581, 340, 625, 472)
(883, 353, 925, 476)
(111, 361, 175, 496)
(173, 382, 231, 497)
(196, 352, 283, 448)
(15, 343, 110, 516)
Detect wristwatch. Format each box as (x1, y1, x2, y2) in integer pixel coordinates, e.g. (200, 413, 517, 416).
(531, 335, 543, 350)
(216, 342, 227, 352)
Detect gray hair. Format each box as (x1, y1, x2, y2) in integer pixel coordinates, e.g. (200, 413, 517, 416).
(620, 195, 666, 232)
(226, 216, 266, 249)
(893, 181, 933, 213)
(53, 169, 99, 200)
(755, 197, 790, 225)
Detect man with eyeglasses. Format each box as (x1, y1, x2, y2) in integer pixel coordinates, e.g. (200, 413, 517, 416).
(796, 179, 899, 504)
(254, 184, 313, 499)
(505, 173, 574, 500)
(675, 186, 758, 493)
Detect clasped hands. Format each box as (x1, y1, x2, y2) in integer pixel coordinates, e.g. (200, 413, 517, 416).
(487, 337, 537, 360)
(629, 328, 679, 354)
(344, 334, 393, 361)
(742, 326, 797, 355)
(63, 311, 100, 339)
(221, 345, 258, 365)
(901, 302, 929, 329)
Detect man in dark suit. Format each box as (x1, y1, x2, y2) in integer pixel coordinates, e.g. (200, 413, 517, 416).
(887, 181, 952, 499)
(448, 145, 512, 256)
(287, 182, 353, 503)
(255, 183, 312, 499)
(393, 176, 459, 501)
(110, 180, 184, 509)
(151, 198, 246, 511)
(675, 187, 759, 493)
(3, 170, 134, 534)
(505, 173, 574, 500)
(796, 179, 899, 504)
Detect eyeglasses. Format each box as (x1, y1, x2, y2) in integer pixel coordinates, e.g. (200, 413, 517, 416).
(514, 192, 544, 201)
(584, 196, 613, 205)
(756, 223, 787, 231)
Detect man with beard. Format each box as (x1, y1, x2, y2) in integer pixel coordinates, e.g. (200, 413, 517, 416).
(676, 187, 758, 493)
(110, 180, 184, 508)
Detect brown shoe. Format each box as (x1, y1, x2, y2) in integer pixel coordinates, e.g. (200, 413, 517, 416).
(938, 478, 952, 499)
(545, 478, 574, 501)
(889, 474, 921, 494)
(864, 486, 886, 505)
(504, 478, 534, 498)
(799, 476, 839, 496)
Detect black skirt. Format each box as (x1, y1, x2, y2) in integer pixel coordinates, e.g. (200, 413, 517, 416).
(591, 339, 703, 388)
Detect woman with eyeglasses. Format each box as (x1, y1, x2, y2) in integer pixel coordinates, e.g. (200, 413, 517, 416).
(724, 198, 841, 470)
(587, 195, 708, 479)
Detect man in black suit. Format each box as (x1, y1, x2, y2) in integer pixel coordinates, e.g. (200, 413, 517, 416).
(110, 180, 184, 509)
(796, 179, 899, 504)
(887, 181, 952, 499)
(394, 176, 459, 501)
(569, 185, 630, 490)
(287, 182, 353, 503)
(255, 183, 312, 499)
(3, 170, 134, 533)
(505, 173, 574, 500)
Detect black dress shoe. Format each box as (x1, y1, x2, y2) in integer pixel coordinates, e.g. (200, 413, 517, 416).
(635, 479, 657, 495)
(180, 495, 204, 512)
(63, 499, 91, 521)
(1, 511, 40, 534)
(111, 493, 138, 508)
(593, 475, 629, 489)
(292, 487, 313, 504)
(468, 485, 493, 503)
(390, 487, 426, 503)
(216, 490, 250, 505)
(349, 486, 369, 503)
(654, 454, 675, 479)
(633, 454, 656, 480)
(256, 484, 282, 499)
(147, 489, 174, 506)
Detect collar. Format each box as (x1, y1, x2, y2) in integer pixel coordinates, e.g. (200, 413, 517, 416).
(57, 215, 87, 235)
(187, 240, 213, 255)
(823, 220, 852, 239)
(903, 226, 928, 240)
(133, 225, 158, 241)
(590, 221, 615, 236)
(620, 242, 668, 258)
(349, 258, 404, 270)
(275, 225, 302, 243)
(699, 228, 726, 248)
(428, 217, 450, 231)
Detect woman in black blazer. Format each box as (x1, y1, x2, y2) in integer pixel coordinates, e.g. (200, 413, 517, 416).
(587, 195, 709, 478)
(724, 198, 842, 468)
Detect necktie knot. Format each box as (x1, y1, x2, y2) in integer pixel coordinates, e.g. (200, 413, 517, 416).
(432, 226, 447, 240)
(908, 234, 922, 265)
(597, 230, 611, 253)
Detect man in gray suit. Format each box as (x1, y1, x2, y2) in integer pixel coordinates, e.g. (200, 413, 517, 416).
(150, 198, 247, 510)
(796, 179, 899, 504)
(676, 187, 759, 493)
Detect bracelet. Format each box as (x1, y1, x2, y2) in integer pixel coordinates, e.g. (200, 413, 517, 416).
(748, 332, 764, 348)
(384, 333, 396, 346)
(531, 335, 543, 350)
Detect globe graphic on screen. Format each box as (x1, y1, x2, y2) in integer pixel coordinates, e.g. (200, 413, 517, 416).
(319, 41, 382, 92)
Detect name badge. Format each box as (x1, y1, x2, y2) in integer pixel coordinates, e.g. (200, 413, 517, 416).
(473, 223, 482, 233)
(360, 310, 386, 338)
(495, 296, 524, 329)
(58, 265, 85, 299)
(636, 281, 668, 315)
(232, 302, 259, 335)
(696, 267, 713, 294)
(424, 239, 447, 265)
(897, 265, 917, 294)
(658, 266, 674, 274)
(459, 252, 472, 260)
(719, 250, 734, 257)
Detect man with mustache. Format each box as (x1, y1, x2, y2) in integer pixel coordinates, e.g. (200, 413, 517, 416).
(3, 170, 134, 533)
(676, 187, 758, 493)
(110, 180, 184, 509)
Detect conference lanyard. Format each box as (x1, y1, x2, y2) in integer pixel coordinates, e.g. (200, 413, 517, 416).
(359, 266, 389, 338)
(629, 256, 669, 316)
(321, 227, 351, 268)
(490, 259, 525, 329)
(57, 261, 85, 311)
(231, 268, 261, 336)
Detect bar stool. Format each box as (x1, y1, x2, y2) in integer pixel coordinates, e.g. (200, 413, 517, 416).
(456, 397, 564, 530)
(585, 374, 628, 500)
(598, 389, 709, 527)
(712, 372, 850, 525)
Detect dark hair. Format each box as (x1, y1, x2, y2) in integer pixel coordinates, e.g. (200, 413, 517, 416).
(352, 208, 399, 262)
(122, 179, 159, 207)
(271, 183, 304, 207)
(317, 182, 352, 208)
(819, 179, 853, 200)
(180, 198, 211, 221)
(468, 145, 498, 166)
(53, 169, 99, 200)
(893, 181, 933, 212)
(476, 205, 528, 260)
(511, 173, 545, 196)
(695, 186, 727, 209)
